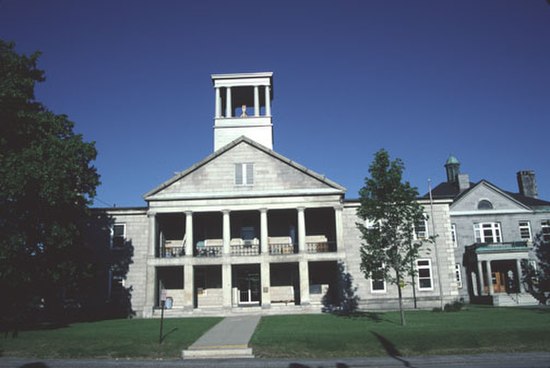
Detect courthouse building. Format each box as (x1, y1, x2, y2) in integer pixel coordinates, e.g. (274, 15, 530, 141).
(96, 73, 463, 317)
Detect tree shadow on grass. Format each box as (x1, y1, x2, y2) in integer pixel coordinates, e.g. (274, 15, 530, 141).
(160, 327, 178, 344)
(371, 331, 417, 368)
(19, 363, 49, 368)
(336, 311, 398, 325)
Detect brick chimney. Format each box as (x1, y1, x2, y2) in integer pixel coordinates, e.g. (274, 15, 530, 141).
(517, 170, 538, 198)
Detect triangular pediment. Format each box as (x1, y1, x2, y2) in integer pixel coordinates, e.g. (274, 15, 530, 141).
(450, 180, 531, 214)
(144, 137, 345, 201)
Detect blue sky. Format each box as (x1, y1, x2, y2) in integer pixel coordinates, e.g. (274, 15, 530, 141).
(2, 0, 549, 207)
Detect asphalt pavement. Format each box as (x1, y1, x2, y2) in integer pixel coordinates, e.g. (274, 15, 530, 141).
(1, 352, 550, 368)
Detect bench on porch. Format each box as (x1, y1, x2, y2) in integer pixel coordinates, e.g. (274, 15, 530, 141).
(271, 285, 294, 305)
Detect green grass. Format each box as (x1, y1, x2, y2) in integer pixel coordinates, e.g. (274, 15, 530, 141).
(0, 317, 222, 359)
(250, 306, 550, 358)
(2, 307, 549, 359)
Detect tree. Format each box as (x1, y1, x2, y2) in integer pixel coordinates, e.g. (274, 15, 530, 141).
(356, 149, 425, 326)
(522, 232, 550, 305)
(0, 40, 100, 333)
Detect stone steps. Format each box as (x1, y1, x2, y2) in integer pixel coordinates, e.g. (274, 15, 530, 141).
(493, 293, 539, 307)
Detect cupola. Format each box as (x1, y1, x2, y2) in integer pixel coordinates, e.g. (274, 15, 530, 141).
(211, 72, 274, 151)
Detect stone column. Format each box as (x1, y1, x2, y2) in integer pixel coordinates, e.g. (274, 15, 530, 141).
(486, 261, 494, 295)
(297, 207, 306, 253)
(183, 265, 194, 310)
(516, 258, 525, 293)
(148, 213, 157, 257)
(261, 261, 271, 308)
(185, 211, 194, 257)
(334, 205, 343, 252)
(477, 261, 484, 295)
(471, 272, 478, 297)
(143, 265, 156, 317)
(265, 86, 271, 116)
(223, 210, 231, 255)
(225, 87, 232, 118)
(254, 86, 260, 117)
(260, 208, 268, 254)
(215, 87, 221, 118)
(222, 263, 232, 309)
(299, 260, 310, 305)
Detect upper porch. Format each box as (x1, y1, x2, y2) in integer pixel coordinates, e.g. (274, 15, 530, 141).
(150, 206, 343, 259)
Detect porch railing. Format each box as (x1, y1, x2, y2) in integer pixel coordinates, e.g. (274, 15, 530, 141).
(159, 239, 185, 258)
(269, 243, 297, 255)
(231, 244, 260, 256)
(306, 241, 336, 253)
(196, 240, 223, 257)
(160, 246, 185, 258)
(471, 241, 528, 253)
(196, 246, 222, 257)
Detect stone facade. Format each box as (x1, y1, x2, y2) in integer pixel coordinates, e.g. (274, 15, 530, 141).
(429, 158, 550, 306)
(88, 73, 531, 317)
(342, 200, 458, 310)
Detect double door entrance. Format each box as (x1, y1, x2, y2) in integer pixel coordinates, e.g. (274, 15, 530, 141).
(492, 271, 506, 293)
(234, 265, 261, 305)
(484, 260, 519, 294)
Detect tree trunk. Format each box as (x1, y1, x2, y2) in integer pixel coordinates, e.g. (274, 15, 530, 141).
(397, 271, 406, 326)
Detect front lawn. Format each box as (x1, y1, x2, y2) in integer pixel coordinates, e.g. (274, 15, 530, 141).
(1, 307, 548, 359)
(0, 317, 222, 359)
(250, 306, 550, 358)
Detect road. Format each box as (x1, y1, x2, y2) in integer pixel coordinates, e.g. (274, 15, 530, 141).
(1, 353, 550, 368)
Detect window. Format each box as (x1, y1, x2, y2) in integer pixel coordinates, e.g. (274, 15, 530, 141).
(414, 217, 429, 240)
(542, 220, 550, 242)
(111, 224, 126, 248)
(371, 263, 386, 293)
(451, 224, 457, 248)
(455, 264, 462, 288)
(235, 163, 254, 185)
(477, 199, 493, 210)
(518, 221, 532, 241)
(416, 259, 433, 290)
(474, 222, 502, 243)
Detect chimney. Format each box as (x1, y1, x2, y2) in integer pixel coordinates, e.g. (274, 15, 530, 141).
(517, 170, 538, 198)
(458, 173, 470, 193)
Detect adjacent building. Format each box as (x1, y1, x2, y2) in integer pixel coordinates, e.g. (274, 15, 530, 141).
(426, 156, 550, 306)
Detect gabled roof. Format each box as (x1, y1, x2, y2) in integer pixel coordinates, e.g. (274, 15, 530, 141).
(423, 179, 550, 210)
(423, 181, 475, 200)
(144, 136, 346, 200)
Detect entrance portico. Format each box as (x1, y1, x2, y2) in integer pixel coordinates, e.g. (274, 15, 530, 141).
(465, 242, 530, 304)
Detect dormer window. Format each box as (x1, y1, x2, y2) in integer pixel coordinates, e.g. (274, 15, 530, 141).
(477, 199, 493, 210)
(235, 163, 254, 185)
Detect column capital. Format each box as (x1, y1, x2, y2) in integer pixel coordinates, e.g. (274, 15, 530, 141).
(259, 208, 268, 213)
(147, 211, 157, 218)
(185, 210, 193, 215)
(222, 209, 231, 215)
(297, 206, 305, 212)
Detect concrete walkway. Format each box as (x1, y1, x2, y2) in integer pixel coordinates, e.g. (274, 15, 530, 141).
(182, 315, 261, 359)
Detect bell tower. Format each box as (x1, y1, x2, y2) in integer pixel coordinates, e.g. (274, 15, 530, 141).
(211, 72, 273, 151)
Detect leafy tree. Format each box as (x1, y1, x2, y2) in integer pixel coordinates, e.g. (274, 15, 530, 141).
(522, 232, 550, 305)
(0, 40, 100, 333)
(356, 149, 425, 326)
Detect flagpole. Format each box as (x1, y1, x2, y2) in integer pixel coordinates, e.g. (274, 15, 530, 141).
(428, 179, 445, 310)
